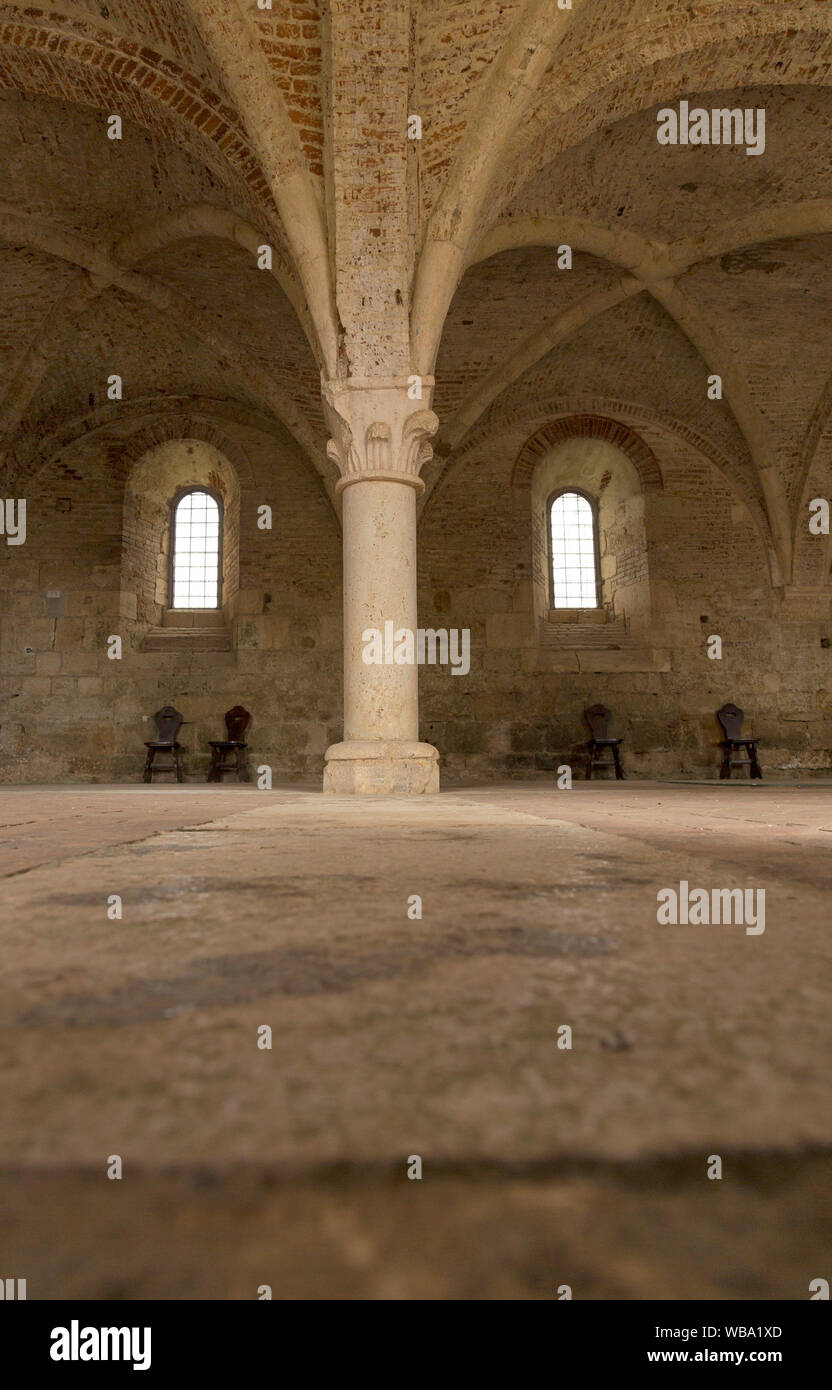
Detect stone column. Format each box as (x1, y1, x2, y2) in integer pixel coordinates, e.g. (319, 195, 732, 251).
(322, 379, 441, 794)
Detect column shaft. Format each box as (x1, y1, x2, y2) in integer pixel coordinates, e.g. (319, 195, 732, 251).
(324, 478, 439, 794)
(342, 478, 419, 741)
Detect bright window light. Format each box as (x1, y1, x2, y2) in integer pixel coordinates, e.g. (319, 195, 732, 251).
(550, 491, 598, 608)
(172, 491, 220, 609)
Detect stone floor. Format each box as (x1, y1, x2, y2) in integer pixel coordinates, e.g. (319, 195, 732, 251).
(1, 781, 830, 1299)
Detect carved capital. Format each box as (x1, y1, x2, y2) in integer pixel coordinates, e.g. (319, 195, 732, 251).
(322, 379, 438, 492)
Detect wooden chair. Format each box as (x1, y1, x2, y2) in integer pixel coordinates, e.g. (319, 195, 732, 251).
(207, 705, 251, 783)
(584, 703, 625, 780)
(717, 703, 762, 779)
(143, 705, 185, 783)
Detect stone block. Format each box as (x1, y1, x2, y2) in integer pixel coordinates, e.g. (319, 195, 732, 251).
(50, 677, 79, 699)
(21, 677, 51, 697)
(78, 677, 104, 696)
(236, 589, 264, 617)
(485, 613, 537, 649)
(21, 619, 56, 649)
(532, 650, 582, 672)
(53, 619, 85, 652)
(576, 649, 658, 673)
(62, 652, 100, 675)
(509, 722, 546, 753)
(119, 591, 138, 621)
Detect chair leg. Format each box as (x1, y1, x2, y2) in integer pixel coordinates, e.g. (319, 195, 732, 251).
(613, 745, 625, 780)
(749, 745, 763, 780)
(719, 745, 731, 779)
(586, 743, 594, 780)
(143, 749, 154, 783)
(236, 748, 249, 783)
(175, 749, 184, 784)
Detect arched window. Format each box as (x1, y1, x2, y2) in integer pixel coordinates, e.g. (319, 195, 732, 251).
(170, 488, 222, 609)
(549, 489, 600, 609)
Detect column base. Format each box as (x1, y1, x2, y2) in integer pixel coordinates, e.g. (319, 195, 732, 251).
(323, 740, 440, 795)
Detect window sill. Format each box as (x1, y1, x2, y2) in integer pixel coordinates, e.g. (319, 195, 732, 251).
(547, 608, 605, 624)
(541, 613, 634, 653)
(142, 621, 231, 653)
(163, 608, 225, 628)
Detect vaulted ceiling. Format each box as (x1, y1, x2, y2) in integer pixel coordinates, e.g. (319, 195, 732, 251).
(1, 0, 831, 583)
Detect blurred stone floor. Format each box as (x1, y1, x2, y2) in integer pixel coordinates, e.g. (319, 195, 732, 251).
(1, 782, 830, 1299)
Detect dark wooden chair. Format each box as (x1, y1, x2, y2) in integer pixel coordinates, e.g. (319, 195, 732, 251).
(143, 705, 185, 783)
(207, 705, 251, 783)
(717, 703, 762, 779)
(584, 703, 625, 780)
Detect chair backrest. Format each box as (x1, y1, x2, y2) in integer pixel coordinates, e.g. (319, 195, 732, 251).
(224, 705, 251, 741)
(717, 702, 745, 740)
(584, 703, 613, 740)
(153, 705, 183, 743)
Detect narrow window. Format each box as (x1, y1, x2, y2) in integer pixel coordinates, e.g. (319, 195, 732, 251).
(549, 490, 599, 608)
(171, 489, 221, 609)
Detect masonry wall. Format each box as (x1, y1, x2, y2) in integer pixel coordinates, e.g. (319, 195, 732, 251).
(2, 413, 831, 786)
(0, 425, 342, 784)
(417, 431, 832, 782)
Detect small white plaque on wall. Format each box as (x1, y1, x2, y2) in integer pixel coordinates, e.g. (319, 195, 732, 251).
(45, 590, 66, 617)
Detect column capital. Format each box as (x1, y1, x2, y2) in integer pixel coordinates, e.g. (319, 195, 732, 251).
(322, 377, 439, 494)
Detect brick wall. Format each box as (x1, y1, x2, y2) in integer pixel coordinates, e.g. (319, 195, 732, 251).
(0, 422, 343, 783)
(418, 424, 832, 781)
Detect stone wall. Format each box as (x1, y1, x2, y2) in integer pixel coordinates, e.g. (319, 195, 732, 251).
(0, 424, 342, 784)
(418, 425, 832, 782)
(3, 403, 831, 786)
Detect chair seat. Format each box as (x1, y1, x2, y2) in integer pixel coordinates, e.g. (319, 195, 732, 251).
(591, 737, 621, 746)
(144, 740, 181, 749)
(209, 739, 246, 749)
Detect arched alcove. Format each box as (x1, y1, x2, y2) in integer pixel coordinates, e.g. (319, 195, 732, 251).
(120, 439, 241, 628)
(527, 434, 652, 634)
